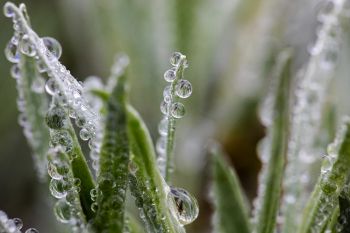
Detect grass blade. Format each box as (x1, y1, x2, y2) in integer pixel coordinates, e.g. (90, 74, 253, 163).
(93, 74, 129, 232)
(252, 50, 292, 233)
(211, 144, 250, 233)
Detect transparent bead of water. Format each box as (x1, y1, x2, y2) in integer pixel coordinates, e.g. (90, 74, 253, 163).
(160, 101, 169, 115)
(91, 202, 98, 212)
(170, 102, 185, 118)
(45, 78, 59, 96)
(175, 80, 192, 98)
(48, 162, 63, 180)
(80, 128, 90, 141)
(42, 37, 62, 59)
(20, 35, 36, 57)
(75, 116, 86, 128)
(10, 64, 21, 79)
(321, 155, 333, 174)
(164, 68, 177, 82)
(170, 52, 182, 66)
(36, 60, 47, 73)
(4, 2, 15, 18)
(168, 187, 199, 225)
(25, 228, 39, 233)
(5, 41, 20, 63)
(13, 218, 23, 230)
(158, 118, 168, 136)
(45, 106, 66, 129)
(156, 136, 167, 154)
(50, 179, 68, 199)
(54, 199, 72, 223)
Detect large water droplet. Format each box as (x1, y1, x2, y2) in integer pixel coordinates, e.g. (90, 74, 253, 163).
(170, 102, 185, 118)
(48, 161, 63, 180)
(4, 2, 15, 18)
(79, 128, 90, 141)
(54, 199, 72, 223)
(5, 41, 20, 63)
(170, 52, 182, 66)
(10, 64, 21, 79)
(13, 218, 23, 230)
(20, 35, 36, 57)
(321, 155, 334, 174)
(175, 80, 192, 98)
(45, 78, 59, 95)
(25, 228, 39, 233)
(168, 187, 199, 225)
(160, 101, 169, 115)
(164, 68, 177, 82)
(42, 37, 62, 59)
(45, 106, 67, 129)
(50, 179, 69, 199)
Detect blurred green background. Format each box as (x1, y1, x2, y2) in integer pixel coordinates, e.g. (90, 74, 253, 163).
(1, 0, 350, 232)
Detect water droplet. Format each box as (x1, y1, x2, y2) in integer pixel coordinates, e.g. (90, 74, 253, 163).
(31, 77, 45, 93)
(10, 64, 21, 79)
(20, 35, 36, 57)
(168, 187, 199, 225)
(54, 199, 72, 223)
(36, 60, 47, 73)
(25, 228, 39, 233)
(45, 78, 59, 95)
(156, 137, 167, 154)
(75, 116, 86, 128)
(45, 106, 67, 129)
(175, 80, 192, 98)
(164, 68, 177, 82)
(90, 189, 98, 201)
(170, 102, 185, 118)
(160, 101, 169, 115)
(158, 118, 168, 136)
(79, 128, 90, 141)
(170, 52, 182, 66)
(50, 179, 68, 199)
(91, 202, 98, 212)
(5, 40, 20, 63)
(42, 37, 62, 59)
(321, 155, 334, 174)
(4, 3, 15, 18)
(48, 162, 63, 180)
(321, 179, 338, 195)
(13, 218, 23, 230)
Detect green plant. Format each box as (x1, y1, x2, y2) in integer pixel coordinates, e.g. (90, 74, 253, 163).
(2, 1, 350, 233)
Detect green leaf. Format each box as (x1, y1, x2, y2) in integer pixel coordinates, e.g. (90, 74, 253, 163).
(297, 119, 350, 233)
(127, 106, 185, 233)
(253, 50, 292, 233)
(93, 74, 129, 232)
(211, 144, 250, 233)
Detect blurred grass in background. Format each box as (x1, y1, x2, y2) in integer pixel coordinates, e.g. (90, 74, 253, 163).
(1, 0, 350, 232)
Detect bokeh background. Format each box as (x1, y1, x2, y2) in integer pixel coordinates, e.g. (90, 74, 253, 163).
(1, 0, 350, 232)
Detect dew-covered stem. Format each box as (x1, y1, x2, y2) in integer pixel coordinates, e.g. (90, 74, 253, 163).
(297, 118, 350, 233)
(252, 50, 292, 233)
(211, 144, 251, 233)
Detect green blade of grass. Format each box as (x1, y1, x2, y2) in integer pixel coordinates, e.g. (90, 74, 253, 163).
(211, 144, 250, 233)
(127, 106, 185, 233)
(297, 119, 350, 233)
(93, 74, 129, 232)
(253, 50, 292, 233)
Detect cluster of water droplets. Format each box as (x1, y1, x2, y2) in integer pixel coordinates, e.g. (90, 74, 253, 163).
(0, 210, 37, 233)
(46, 146, 87, 232)
(157, 52, 192, 177)
(4, 2, 101, 157)
(281, 0, 348, 228)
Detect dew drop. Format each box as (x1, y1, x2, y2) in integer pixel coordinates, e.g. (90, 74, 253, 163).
(158, 118, 168, 136)
(164, 68, 176, 82)
(10, 64, 21, 79)
(170, 52, 182, 66)
(31, 77, 45, 93)
(45, 106, 67, 129)
(42, 37, 62, 59)
(4, 2, 15, 18)
(175, 80, 192, 98)
(20, 35, 36, 57)
(48, 162, 63, 180)
(170, 102, 185, 118)
(168, 187, 199, 225)
(160, 101, 169, 115)
(12, 217, 23, 230)
(91, 202, 98, 212)
(50, 179, 68, 199)
(75, 116, 86, 128)
(156, 137, 167, 154)
(5, 40, 20, 63)
(25, 228, 39, 233)
(54, 199, 72, 223)
(79, 128, 90, 141)
(321, 155, 333, 174)
(45, 78, 59, 96)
